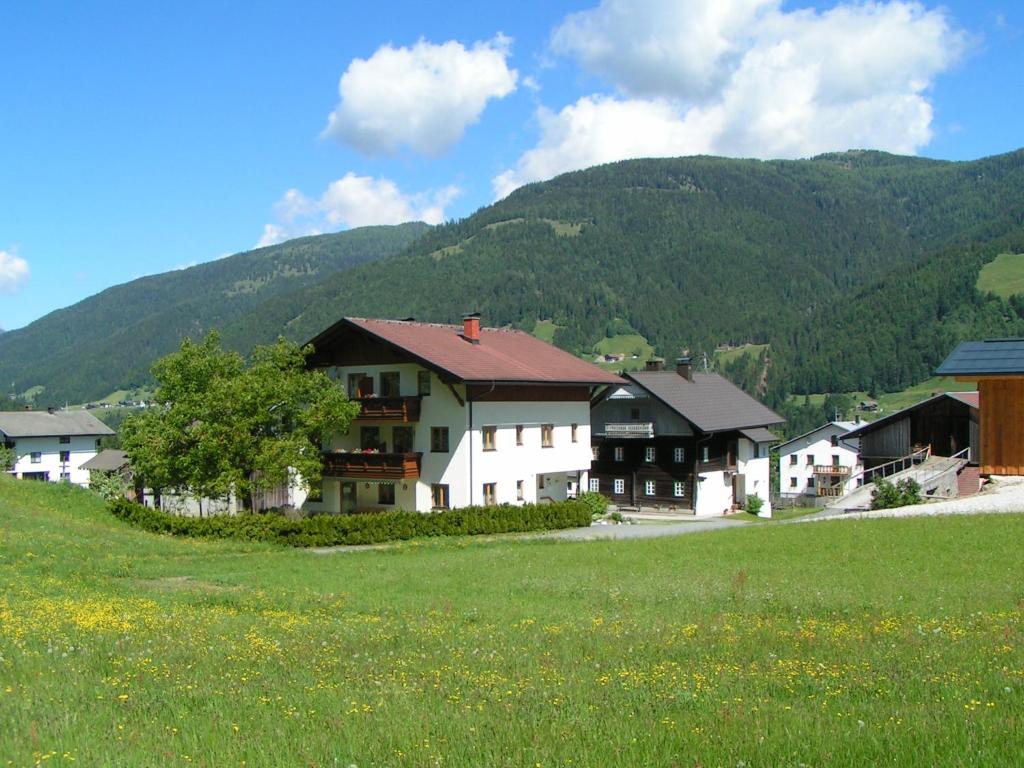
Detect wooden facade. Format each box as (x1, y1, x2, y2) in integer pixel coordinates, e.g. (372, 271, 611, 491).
(974, 378, 1024, 475)
(591, 434, 741, 508)
(858, 395, 977, 470)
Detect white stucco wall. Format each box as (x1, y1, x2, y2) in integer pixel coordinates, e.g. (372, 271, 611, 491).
(312, 364, 593, 513)
(778, 426, 861, 498)
(694, 469, 733, 516)
(737, 437, 772, 515)
(8, 435, 101, 487)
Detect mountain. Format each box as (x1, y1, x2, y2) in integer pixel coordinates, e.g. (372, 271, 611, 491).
(2, 149, 1023, 406)
(0, 223, 429, 404)
(228, 148, 1024, 400)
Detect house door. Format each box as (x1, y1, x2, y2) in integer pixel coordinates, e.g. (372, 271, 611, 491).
(732, 473, 745, 509)
(341, 482, 357, 514)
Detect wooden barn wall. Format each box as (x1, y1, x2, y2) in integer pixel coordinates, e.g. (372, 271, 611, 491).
(979, 379, 1024, 475)
(860, 418, 910, 468)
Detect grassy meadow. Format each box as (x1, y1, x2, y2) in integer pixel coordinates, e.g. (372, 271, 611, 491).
(1, 476, 1022, 766)
(977, 253, 1024, 299)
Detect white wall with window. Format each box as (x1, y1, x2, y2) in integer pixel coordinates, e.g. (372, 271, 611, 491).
(313, 362, 594, 512)
(6, 434, 102, 487)
(777, 422, 861, 499)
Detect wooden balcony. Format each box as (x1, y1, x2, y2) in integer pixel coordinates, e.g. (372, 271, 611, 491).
(322, 451, 422, 480)
(603, 422, 655, 439)
(813, 464, 852, 476)
(816, 486, 845, 497)
(353, 396, 422, 422)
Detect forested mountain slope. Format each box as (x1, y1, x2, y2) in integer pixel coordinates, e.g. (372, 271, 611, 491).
(0, 223, 428, 403)
(3, 149, 1023, 405)
(268, 149, 1024, 399)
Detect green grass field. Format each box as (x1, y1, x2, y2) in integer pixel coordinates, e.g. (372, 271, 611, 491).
(2, 476, 1022, 766)
(713, 343, 768, 367)
(977, 253, 1024, 299)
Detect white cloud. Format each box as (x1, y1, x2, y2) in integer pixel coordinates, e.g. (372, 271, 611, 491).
(0, 249, 29, 294)
(497, 0, 966, 197)
(323, 36, 518, 157)
(257, 174, 459, 247)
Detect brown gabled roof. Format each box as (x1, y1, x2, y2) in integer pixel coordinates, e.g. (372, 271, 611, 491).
(949, 391, 980, 408)
(307, 317, 624, 386)
(626, 371, 784, 433)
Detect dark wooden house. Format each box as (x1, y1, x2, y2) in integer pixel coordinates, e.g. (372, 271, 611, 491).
(937, 339, 1024, 475)
(590, 359, 783, 515)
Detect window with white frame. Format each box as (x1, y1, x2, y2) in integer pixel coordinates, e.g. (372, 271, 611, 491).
(644, 480, 655, 495)
(613, 478, 625, 494)
(673, 482, 685, 498)
(516, 480, 524, 501)
(30, 452, 41, 464)
(701, 445, 709, 463)
(644, 446, 656, 462)
(614, 446, 624, 462)
(589, 478, 600, 492)
(591, 445, 599, 460)
(673, 447, 685, 463)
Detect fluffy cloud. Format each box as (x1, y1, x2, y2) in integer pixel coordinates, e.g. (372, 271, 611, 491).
(496, 0, 965, 197)
(323, 36, 518, 156)
(0, 249, 29, 294)
(257, 174, 459, 247)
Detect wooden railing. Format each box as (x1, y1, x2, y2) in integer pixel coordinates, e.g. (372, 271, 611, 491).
(603, 422, 655, 438)
(322, 451, 422, 479)
(813, 464, 852, 476)
(354, 396, 422, 422)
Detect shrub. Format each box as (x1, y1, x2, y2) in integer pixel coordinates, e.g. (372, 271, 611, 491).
(108, 497, 593, 548)
(745, 494, 764, 516)
(870, 477, 922, 510)
(577, 491, 610, 518)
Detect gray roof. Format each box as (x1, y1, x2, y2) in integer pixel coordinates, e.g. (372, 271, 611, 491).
(80, 449, 129, 472)
(936, 339, 1024, 376)
(626, 371, 784, 433)
(775, 420, 860, 451)
(739, 427, 782, 444)
(0, 410, 114, 438)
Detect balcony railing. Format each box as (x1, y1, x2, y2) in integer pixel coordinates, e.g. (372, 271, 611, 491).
(603, 422, 655, 439)
(813, 464, 852, 476)
(322, 451, 422, 479)
(354, 396, 422, 422)
(816, 486, 845, 497)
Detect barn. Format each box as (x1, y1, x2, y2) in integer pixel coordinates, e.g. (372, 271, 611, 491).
(842, 392, 979, 471)
(937, 339, 1024, 475)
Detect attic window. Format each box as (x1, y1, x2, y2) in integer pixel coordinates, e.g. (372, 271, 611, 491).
(59, 435, 70, 445)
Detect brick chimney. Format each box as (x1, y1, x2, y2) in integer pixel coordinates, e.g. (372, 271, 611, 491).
(676, 356, 693, 381)
(645, 358, 665, 371)
(462, 312, 481, 344)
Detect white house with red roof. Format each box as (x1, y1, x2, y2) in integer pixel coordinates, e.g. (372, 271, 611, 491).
(302, 314, 624, 514)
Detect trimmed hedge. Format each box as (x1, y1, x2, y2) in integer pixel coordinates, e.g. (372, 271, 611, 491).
(108, 497, 592, 547)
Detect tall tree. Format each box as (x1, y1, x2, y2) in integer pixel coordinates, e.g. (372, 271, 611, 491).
(122, 333, 358, 511)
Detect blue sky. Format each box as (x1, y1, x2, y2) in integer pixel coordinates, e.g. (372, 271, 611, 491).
(1, 0, 1021, 330)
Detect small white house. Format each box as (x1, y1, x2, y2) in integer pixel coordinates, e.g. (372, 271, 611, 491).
(302, 315, 624, 513)
(776, 421, 862, 500)
(0, 409, 114, 486)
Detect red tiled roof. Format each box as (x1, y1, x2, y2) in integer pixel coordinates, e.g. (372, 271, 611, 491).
(949, 391, 979, 408)
(310, 317, 625, 385)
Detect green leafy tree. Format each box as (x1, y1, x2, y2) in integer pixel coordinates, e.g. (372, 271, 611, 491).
(122, 332, 358, 512)
(0, 444, 14, 471)
(89, 470, 129, 501)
